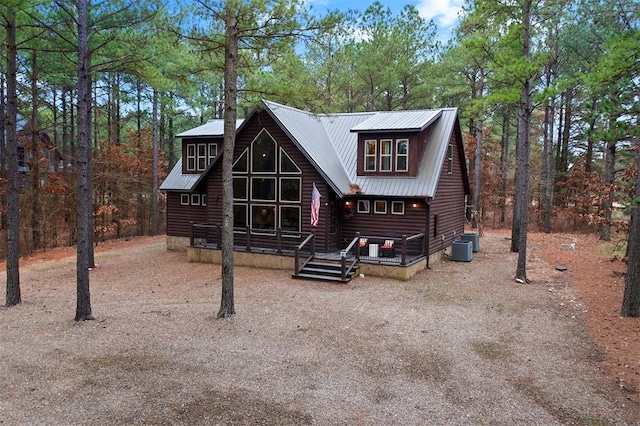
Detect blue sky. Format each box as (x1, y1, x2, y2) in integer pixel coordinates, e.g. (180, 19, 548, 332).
(308, 0, 464, 42)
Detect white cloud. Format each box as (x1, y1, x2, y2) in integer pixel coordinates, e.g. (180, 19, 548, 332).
(416, 0, 464, 29)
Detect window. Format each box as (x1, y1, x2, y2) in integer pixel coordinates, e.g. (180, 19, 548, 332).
(201, 195, 207, 206)
(280, 178, 301, 202)
(233, 177, 247, 200)
(233, 149, 248, 173)
(396, 140, 408, 172)
(232, 128, 303, 237)
(208, 143, 218, 163)
(380, 140, 392, 171)
(280, 148, 301, 173)
(447, 144, 453, 174)
(187, 143, 217, 171)
(357, 200, 370, 213)
(186, 144, 196, 171)
(391, 201, 405, 215)
(251, 177, 276, 201)
(364, 140, 376, 171)
(233, 204, 247, 229)
(191, 194, 201, 205)
(181, 194, 189, 205)
(251, 130, 276, 173)
(280, 206, 301, 232)
(374, 200, 387, 214)
(197, 144, 207, 170)
(252, 205, 275, 231)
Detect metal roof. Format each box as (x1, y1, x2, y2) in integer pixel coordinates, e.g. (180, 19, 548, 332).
(262, 101, 459, 198)
(161, 102, 462, 199)
(159, 159, 199, 191)
(350, 109, 442, 133)
(176, 119, 244, 138)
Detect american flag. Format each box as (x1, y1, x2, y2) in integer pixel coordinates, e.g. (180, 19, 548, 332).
(311, 183, 321, 227)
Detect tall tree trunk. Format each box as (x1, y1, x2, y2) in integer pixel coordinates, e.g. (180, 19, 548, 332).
(473, 117, 483, 227)
(560, 88, 571, 174)
(500, 108, 511, 224)
(541, 96, 554, 233)
(5, 6, 21, 306)
(31, 49, 42, 251)
(621, 114, 640, 317)
(515, 0, 532, 283)
(151, 88, 159, 236)
(600, 130, 616, 241)
(75, 0, 94, 321)
(218, 3, 239, 319)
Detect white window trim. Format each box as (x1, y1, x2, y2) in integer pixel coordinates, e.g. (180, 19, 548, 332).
(396, 139, 409, 172)
(232, 148, 249, 174)
(279, 177, 302, 203)
(251, 177, 277, 202)
(374, 200, 387, 214)
(250, 128, 278, 174)
(208, 143, 218, 163)
(380, 139, 392, 172)
(447, 144, 454, 174)
(191, 194, 201, 205)
(186, 144, 196, 171)
(250, 204, 277, 235)
(391, 201, 405, 215)
(233, 177, 248, 201)
(201, 195, 206, 206)
(180, 194, 190, 205)
(197, 144, 207, 171)
(280, 147, 302, 174)
(357, 199, 370, 213)
(364, 139, 377, 172)
(279, 205, 301, 234)
(233, 203, 248, 231)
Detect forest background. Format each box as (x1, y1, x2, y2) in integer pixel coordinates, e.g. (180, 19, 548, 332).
(0, 0, 638, 271)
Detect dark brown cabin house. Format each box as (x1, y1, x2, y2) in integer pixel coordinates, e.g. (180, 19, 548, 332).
(160, 100, 470, 281)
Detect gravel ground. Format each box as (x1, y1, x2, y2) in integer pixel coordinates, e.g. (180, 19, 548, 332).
(1, 233, 639, 425)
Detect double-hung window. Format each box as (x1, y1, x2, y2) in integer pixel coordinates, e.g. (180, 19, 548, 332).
(364, 140, 377, 171)
(380, 140, 392, 172)
(396, 140, 409, 172)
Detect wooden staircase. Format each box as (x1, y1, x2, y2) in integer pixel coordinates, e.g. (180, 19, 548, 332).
(292, 260, 359, 283)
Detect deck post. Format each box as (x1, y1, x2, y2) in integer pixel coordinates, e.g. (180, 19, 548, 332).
(401, 235, 407, 265)
(277, 228, 282, 254)
(294, 246, 300, 274)
(190, 221, 194, 247)
(355, 231, 361, 260)
(245, 227, 251, 252)
(311, 229, 316, 257)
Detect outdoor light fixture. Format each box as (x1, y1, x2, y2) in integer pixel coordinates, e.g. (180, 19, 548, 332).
(412, 203, 418, 208)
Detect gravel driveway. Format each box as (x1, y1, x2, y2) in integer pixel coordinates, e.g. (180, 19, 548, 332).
(1, 233, 639, 425)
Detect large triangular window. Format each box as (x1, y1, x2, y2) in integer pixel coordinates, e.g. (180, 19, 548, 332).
(280, 148, 301, 174)
(233, 148, 248, 173)
(251, 130, 276, 173)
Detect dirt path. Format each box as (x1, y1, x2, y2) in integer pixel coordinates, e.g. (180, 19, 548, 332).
(1, 232, 639, 425)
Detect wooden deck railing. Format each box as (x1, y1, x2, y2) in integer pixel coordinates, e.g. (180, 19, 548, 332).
(294, 231, 315, 275)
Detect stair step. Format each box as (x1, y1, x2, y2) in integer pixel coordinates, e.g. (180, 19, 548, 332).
(292, 273, 350, 283)
(301, 266, 356, 276)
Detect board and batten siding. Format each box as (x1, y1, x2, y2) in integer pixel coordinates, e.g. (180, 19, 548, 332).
(166, 192, 207, 237)
(428, 127, 467, 255)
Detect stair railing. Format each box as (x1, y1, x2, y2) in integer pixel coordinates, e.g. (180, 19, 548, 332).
(294, 230, 315, 275)
(340, 235, 360, 281)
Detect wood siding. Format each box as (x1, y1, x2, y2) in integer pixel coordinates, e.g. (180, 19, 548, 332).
(428, 124, 467, 255)
(203, 111, 335, 252)
(166, 192, 207, 237)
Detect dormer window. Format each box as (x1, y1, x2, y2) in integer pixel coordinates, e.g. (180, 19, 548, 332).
(364, 140, 376, 171)
(186, 142, 217, 172)
(396, 139, 408, 172)
(361, 138, 409, 174)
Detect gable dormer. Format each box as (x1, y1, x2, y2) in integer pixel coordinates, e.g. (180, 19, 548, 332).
(176, 119, 245, 174)
(351, 109, 442, 177)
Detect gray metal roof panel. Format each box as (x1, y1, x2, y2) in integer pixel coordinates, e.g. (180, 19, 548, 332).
(350, 109, 442, 133)
(263, 100, 356, 195)
(159, 159, 199, 192)
(176, 119, 244, 137)
(350, 108, 458, 198)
